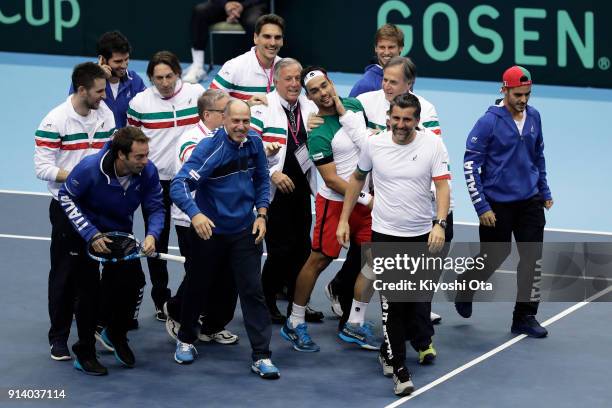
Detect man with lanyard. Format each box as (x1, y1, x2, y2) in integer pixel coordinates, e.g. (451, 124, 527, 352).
(170, 99, 280, 379)
(456, 66, 553, 338)
(164, 88, 239, 345)
(35, 62, 115, 362)
(127, 51, 205, 321)
(57, 127, 164, 375)
(250, 58, 319, 324)
(210, 14, 284, 107)
(70, 31, 146, 128)
(280, 66, 379, 352)
(337, 93, 450, 396)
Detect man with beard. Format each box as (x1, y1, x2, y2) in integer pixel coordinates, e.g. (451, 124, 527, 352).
(456, 66, 553, 338)
(337, 93, 450, 396)
(35, 62, 115, 362)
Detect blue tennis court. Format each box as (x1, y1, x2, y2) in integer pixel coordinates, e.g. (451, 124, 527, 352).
(1, 52, 611, 407)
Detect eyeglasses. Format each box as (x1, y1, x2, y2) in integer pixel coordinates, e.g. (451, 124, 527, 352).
(205, 109, 224, 113)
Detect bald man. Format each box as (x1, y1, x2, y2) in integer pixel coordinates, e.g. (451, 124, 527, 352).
(170, 99, 279, 378)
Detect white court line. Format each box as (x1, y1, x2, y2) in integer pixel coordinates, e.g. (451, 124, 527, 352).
(0, 233, 346, 262)
(385, 283, 612, 408)
(496, 269, 612, 282)
(2, 189, 612, 237)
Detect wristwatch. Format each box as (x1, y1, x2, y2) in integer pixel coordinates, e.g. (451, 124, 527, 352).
(433, 219, 447, 229)
(256, 213, 268, 222)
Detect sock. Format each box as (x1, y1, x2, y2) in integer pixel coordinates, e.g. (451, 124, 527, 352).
(191, 48, 204, 69)
(289, 303, 306, 328)
(347, 299, 368, 325)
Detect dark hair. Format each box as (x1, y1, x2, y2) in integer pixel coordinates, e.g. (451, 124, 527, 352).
(300, 66, 329, 92)
(111, 126, 149, 159)
(96, 31, 131, 60)
(375, 24, 404, 48)
(146, 50, 182, 78)
(254, 14, 285, 35)
(71, 62, 107, 91)
(384, 56, 417, 83)
(388, 93, 421, 119)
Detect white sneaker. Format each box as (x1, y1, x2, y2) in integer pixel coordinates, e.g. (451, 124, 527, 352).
(163, 302, 180, 341)
(182, 64, 206, 84)
(198, 329, 239, 344)
(430, 311, 442, 324)
(379, 354, 393, 377)
(324, 282, 343, 317)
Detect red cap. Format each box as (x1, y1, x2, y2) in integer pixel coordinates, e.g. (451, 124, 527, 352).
(502, 66, 532, 88)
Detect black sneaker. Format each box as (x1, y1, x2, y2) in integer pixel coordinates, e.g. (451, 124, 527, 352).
(267, 303, 286, 325)
(155, 308, 167, 322)
(393, 366, 415, 396)
(454, 301, 473, 318)
(50, 341, 71, 361)
(511, 315, 548, 338)
(111, 337, 135, 368)
(73, 355, 108, 376)
(305, 305, 324, 323)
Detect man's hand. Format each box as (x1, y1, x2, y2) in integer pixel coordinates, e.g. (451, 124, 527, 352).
(225, 1, 243, 22)
(265, 142, 282, 157)
(97, 56, 112, 79)
(247, 94, 268, 107)
(479, 210, 496, 227)
(336, 220, 350, 249)
(192, 213, 216, 240)
(252, 216, 266, 244)
(91, 233, 112, 254)
(331, 86, 346, 116)
(142, 235, 156, 256)
(306, 113, 324, 131)
(428, 225, 445, 253)
(544, 199, 554, 210)
(271, 171, 295, 193)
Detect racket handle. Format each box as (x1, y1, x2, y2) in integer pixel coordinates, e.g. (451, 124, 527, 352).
(153, 252, 186, 263)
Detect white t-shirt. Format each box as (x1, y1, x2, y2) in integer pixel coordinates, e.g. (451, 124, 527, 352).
(358, 129, 450, 237)
(110, 81, 120, 99)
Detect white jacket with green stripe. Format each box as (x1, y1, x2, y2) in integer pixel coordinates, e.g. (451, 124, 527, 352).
(34, 96, 116, 199)
(250, 90, 318, 202)
(171, 121, 214, 227)
(127, 81, 205, 180)
(210, 47, 281, 101)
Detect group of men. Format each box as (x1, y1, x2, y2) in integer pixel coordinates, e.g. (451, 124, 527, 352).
(35, 12, 552, 397)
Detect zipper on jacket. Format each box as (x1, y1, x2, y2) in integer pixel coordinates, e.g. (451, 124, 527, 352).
(172, 104, 177, 127)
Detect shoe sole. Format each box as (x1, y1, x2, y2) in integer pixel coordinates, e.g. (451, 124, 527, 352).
(325, 285, 343, 317)
(198, 334, 239, 345)
(251, 366, 280, 379)
(511, 328, 548, 338)
(431, 316, 442, 325)
(280, 327, 320, 353)
(394, 383, 415, 396)
(174, 354, 195, 364)
(51, 354, 71, 361)
(94, 332, 115, 352)
(165, 319, 179, 342)
(337, 332, 379, 350)
(73, 360, 107, 376)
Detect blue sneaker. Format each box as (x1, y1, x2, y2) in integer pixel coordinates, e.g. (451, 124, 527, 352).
(338, 322, 380, 350)
(280, 322, 320, 352)
(511, 315, 548, 338)
(251, 358, 280, 379)
(99, 329, 135, 367)
(95, 326, 115, 352)
(174, 341, 198, 364)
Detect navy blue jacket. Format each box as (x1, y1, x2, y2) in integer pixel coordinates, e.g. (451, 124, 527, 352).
(464, 104, 552, 215)
(170, 127, 270, 235)
(349, 64, 383, 97)
(58, 143, 165, 242)
(69, 70, 146, 128)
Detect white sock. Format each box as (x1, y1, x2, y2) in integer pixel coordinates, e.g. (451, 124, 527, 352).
(347, 299, 368, 325)
(289, 303, 306, 328)
(191, 48, 204, 69)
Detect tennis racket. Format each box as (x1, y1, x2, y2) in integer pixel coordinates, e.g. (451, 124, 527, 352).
(87, 231, 185, 264)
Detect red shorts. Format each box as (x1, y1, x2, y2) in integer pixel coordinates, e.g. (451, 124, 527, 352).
(312, 193, 372, 258)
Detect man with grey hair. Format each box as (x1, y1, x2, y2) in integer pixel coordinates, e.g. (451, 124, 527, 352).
(164, 88, 240, 345)
(250, 58, 322, 324)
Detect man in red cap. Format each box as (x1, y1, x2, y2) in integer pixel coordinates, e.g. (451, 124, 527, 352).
(455, 65, 554, 338)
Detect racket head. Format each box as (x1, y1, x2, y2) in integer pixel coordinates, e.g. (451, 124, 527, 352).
(87, 231, 142, 263)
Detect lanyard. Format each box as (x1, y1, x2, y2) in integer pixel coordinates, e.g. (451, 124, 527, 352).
(255, 51, 275, 93)
(161, 82, 183, 100)
(288, 106, 301, 145)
